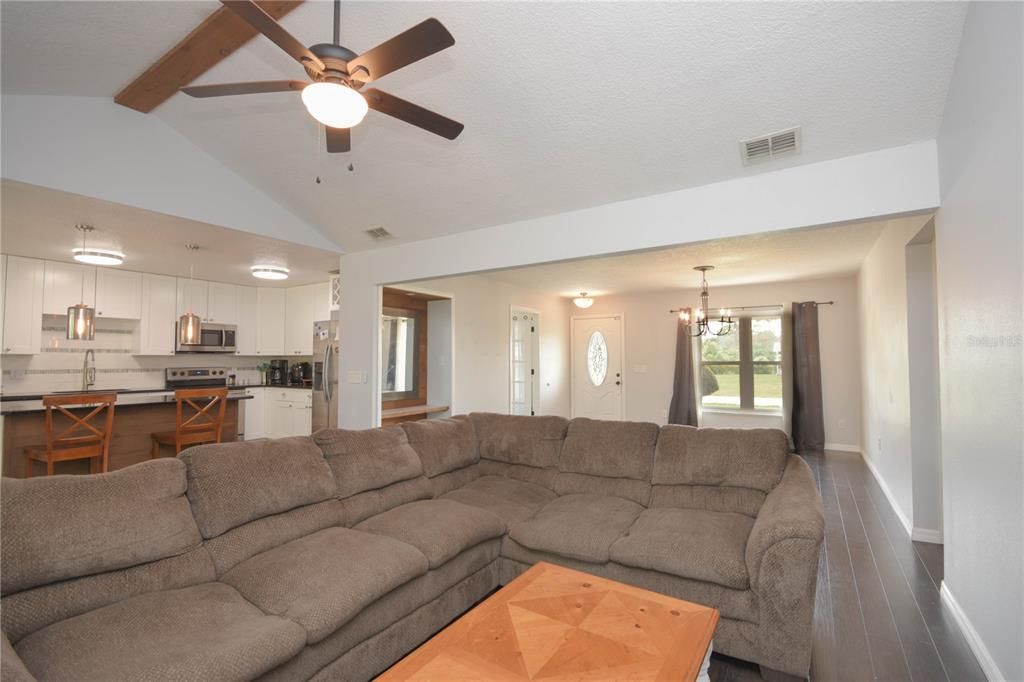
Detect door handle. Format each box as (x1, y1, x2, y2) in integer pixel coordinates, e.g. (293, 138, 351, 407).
(323, 343, 332, 403)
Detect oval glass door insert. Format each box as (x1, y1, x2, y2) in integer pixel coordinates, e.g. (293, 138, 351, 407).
(587, 331, 608, 386)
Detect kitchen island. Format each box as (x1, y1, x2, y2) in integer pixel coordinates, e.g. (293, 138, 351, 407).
(1, 389, 251, 478)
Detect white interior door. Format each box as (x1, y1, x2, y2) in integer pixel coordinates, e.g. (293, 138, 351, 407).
(510, 310, 538, 415)
(572, 315, 623, 420)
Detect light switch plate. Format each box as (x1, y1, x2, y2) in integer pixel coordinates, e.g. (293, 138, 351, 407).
(633, 365, 649, 373)
(346, 370, 367, 384)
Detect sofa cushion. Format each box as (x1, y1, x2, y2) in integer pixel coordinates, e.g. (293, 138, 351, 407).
(610, 508, 754, 590)
(402, 417, 478, 477)
(355, 499, 505, 569)
(442, 475, 557, 524)
(1, 459, 201, 595)
(339, 476, 433, 527)
(180, 437, 336, 539)
(653, 425, 788, 492)
(559, 418, 659, 480)
(220, 527, 428, 643)
(469, 413, 568, 468)
(509, 494, 644, 563)
(313, 426, 423, 498)
(14, 582, 305, 681)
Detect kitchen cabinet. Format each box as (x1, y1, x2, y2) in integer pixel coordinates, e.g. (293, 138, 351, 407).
(266, 389, 313, 438)
(3, 256, 44, 355)
(235, 285, 258, 355)
(42, 261, 95, 316)
(312, 281, 331, 323)
(176, 278, 208, 321)
(138, 273, 177, 356)
(242, 387, 266, 439)
(95, 268, 142, 319)
(256, 288, 286, 355)
(207, 282, 238, 324)
(285, 284, 321, 356)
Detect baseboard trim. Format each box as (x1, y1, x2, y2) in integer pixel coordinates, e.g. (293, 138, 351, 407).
(859, 452, 914, 538)
(824, 442, 861, 453)
(910, 527, 943, 544)
(940, 581, 1003, 681)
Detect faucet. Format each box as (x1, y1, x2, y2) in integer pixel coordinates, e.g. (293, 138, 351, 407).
(82, 349, 96, 391)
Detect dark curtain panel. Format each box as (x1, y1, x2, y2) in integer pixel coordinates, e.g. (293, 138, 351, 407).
(792, 301, 825, 451)
(668, 312, 698, 426)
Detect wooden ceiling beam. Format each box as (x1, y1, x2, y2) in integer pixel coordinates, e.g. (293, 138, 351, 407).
(114, 0, 303, 114)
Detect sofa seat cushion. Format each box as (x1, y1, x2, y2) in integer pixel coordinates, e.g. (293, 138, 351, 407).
(509, 494, 644, 563)
(442, 475, 556, 524)
(14, 582, 306, 681)
(610, 508, 754, 589)
(354, 499, 506, 569)
(220, 527, 428, 643)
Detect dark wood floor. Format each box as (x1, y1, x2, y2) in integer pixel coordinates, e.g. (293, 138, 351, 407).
(709, 450, 985, 682)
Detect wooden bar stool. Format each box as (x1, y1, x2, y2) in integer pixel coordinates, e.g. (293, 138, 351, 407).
(24, 393, 118, 477)
(150, 387, 229, 458)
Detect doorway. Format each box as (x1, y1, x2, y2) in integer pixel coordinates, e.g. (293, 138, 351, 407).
(510, 309, 540, 415)
(571, 314, 624, 419)
(905, 221, 943, 543)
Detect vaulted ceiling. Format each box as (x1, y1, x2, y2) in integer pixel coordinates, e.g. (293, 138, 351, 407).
(1, 2, 967, 252)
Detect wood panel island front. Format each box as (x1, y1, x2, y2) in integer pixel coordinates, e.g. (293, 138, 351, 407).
(1, 390, 250, 478)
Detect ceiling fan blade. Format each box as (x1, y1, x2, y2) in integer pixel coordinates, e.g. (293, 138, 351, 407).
(347, 18, 454, 84)
(325, 126, 351, 153)
(181, 80, 307, 97)
(364, 89, 464, 140)
(221, 0, 325, 73)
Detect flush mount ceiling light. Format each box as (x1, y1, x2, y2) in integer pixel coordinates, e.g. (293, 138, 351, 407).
(301, 82, 368, 129)
(72, 225, 124, 266)
(573, 292, 594, 309)
(251, 265, 290, 281)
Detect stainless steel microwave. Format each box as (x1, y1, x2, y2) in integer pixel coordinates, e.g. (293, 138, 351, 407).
(175, 322, 237, 353)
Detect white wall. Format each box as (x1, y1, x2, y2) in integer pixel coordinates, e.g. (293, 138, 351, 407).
(858, 215, 932, 534)
(933, 3, 1023, 680)
(339, 142, 941, 427)
(407, 275, 572, 417)
(0, 95, 338, 252)
(577, 275, 862, 447)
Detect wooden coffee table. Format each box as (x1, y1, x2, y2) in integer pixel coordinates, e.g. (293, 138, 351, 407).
(377, 561, 719, 681)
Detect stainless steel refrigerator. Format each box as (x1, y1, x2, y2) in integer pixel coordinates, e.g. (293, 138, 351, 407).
(312, 320, 339, 431)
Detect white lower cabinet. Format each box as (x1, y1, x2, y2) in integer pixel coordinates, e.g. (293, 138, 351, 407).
(251, 388, 312, 439)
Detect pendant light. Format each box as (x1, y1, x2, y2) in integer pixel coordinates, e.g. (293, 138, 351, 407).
(72, 223, 124, 266)
(675, 266, 735, 338)
(178, 244, 202, 346)
(66, 226, 97, 340)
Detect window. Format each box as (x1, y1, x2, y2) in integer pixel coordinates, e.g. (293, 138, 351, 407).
(700, 314, 782, 412)
(380, 308, 421, 398)
(587, 331, 608, 386)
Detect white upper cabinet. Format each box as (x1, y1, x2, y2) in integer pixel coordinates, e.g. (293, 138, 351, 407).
(206, 281, 238, 325)
(235, 285, 258, 355)
(138, 273, 177, 356)
(176, 278, 208, 320)
(3, 256, 44, 355)
(256, 287, 286, 356)
(311, 281, 331, 323)
(285, 284, 318, 355)
(42, 261, 95, 315)
(95, 268, 142, 319)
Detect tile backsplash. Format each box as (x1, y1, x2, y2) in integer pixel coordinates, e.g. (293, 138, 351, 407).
(1, 316, 285, 395)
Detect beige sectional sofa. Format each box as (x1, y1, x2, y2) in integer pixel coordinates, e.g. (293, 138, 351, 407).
(1, 413, 824, 681)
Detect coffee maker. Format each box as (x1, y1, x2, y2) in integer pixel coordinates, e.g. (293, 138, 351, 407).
(268, 359, 288, 386)
(289, 362, 311, 386)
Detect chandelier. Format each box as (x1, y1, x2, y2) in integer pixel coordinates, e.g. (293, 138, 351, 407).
(673, 266, 735, 337)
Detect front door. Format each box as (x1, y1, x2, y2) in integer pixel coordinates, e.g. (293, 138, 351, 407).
(572, 315, 623, 419)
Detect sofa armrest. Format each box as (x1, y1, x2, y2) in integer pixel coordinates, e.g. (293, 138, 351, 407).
(746, 454, 824, 586)
(2, 632, 38, 682)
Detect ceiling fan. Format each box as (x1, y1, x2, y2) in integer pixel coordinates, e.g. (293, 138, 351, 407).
(181, 0, 464, 153)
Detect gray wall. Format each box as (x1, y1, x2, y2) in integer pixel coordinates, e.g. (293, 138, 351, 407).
(935, 2, 1023, 679)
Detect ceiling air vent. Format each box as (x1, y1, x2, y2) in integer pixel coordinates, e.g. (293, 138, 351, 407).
(364, 226, 393, 241)
(740, 126, 801, 165)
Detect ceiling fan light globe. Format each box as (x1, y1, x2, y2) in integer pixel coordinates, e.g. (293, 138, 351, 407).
(301, 82, 368, 129)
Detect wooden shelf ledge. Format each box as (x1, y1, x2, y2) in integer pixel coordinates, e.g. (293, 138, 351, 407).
(381, 404, 449, 420)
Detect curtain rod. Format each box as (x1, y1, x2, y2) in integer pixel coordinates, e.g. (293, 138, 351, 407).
(668, 301, 834, 314)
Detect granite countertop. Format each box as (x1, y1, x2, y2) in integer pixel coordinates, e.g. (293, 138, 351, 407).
(0, 388, 253, 415)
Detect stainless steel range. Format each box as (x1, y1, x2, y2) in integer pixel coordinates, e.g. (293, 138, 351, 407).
(165, 367, 229, 389)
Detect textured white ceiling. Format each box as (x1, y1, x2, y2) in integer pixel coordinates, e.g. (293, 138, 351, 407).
(0, 181, 340, 287)
(1, 2, 966, 253)
(477, 216, 935, 297)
